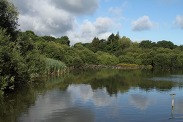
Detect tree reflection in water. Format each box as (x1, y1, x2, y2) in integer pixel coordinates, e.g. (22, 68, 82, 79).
(0, 69, 183, 122)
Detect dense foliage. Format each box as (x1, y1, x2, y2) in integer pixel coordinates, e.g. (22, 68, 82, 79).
(17, 30, 183, 71)
(0, 0, 183, 93)
(0, 0, 45, 93)
(0, 0, 18, 40)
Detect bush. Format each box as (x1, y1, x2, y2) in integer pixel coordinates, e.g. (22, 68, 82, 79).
(97, 51, 119, 65)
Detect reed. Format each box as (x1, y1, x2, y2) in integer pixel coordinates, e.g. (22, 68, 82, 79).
(45, 58, 66, 75)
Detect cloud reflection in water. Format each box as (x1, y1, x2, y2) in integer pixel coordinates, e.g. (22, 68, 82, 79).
(129, 94, 155, 110)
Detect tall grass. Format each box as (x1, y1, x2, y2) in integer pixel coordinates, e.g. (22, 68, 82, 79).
(45, 58, 66, 74)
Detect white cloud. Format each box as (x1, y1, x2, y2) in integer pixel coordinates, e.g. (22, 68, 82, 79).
(11, 0, 76, 36)
(67, 17, 116, 45)
(10, 0, 117, 44)
(81, 20, 96, 36)
(175, 15, 183, 29)
(132, 16, 157, 31)
(10, 0, 97, 38)
(94, 17, 114, 34)
(80, 17, 115, 36)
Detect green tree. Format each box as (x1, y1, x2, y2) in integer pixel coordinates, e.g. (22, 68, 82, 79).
(157, 40, 176, 49)
(154, 53, 171, 69)
(0, 0, 18, 40)
(106, 33, 120, 53)
(41, 41, 65, 60)
(74, 43, 98, 64)
(17, 32, 35, 56)
(177, 54, 183, 68)
(0, 29, 28, 90)
(118, 36, 131, 50)
(178, 45, 183, 51)
(139, 40, 156, 48)
(97, 51, 119, 65)
(72, 57, 84, 69)
(118, 55, 135, 64)
(91, 37, 100, 52)
(56, 36, 70, 46)
(42, 36, 56, 42)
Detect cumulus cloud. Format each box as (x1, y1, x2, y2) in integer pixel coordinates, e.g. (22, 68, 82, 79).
(81, 17, 114, 35)
(94, 17, 114, 34)
(50, 0, 98, 15)
(67, 17, 116, 44)
(11, 0, 77, 36)
(10, 0, 99, 36)
(10, 0, 117, 44)
(175, 15, 183, 29)
(132, 16, 157, 31)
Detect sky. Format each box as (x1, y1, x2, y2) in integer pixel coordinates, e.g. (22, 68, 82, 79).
(10, 0, 183, 45)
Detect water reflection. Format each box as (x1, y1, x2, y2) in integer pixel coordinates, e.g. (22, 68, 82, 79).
(169, 94, 176, 119)
(176, 99, 183, 114)
(17, 85, 183, 122)
(129, 94, 154, 110)
(150, 75, 183, 82)
(18, 85, 119, 122)
(0, 69, 183, 122)
(173, 98, 183, 120)
(65, 69, 179, 94)
(19, 89, 95, 122)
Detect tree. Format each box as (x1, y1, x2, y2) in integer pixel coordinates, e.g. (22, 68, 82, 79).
(72, 57, 83, 69)
(178, 45, 183, 51)
(42, 36, 56, 42)
(106, 33, 119, 53)
(17, 32, 35, 56)
(157, 40, 176, 49)
(139, 40, 156, 48)
(177, 54, 183, 68)
(118, 55, 135, 64)
(91, 37, 100, 52)
(0, 0, 18, 40)
(140, 51, 155, 67)
(107, 33, 119, 46)
(56, 36, 70, 46)
(0, 28, 28, 90)
(97, 51, 119, 65)
(118, 36, 131, 50)
(41, 41, 65, 60)
(75, 44, 98, 64)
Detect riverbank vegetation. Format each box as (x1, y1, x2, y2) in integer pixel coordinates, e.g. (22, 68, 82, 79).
(0, 0, 183, 93)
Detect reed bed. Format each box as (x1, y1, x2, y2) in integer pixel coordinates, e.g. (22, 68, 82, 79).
(45, 58, 66, 75)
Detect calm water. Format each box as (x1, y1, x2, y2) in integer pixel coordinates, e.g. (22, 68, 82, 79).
(0, 69, 183, 122)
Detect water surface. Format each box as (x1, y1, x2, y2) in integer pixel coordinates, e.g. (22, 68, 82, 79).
(0, 69, 183, 122)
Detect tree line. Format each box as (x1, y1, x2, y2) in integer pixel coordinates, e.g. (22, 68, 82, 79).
(0, 0, 183, 93)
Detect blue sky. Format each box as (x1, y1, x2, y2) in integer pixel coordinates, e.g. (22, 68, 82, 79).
(11, 0, 183, 45)
(89, 0, 183, 45)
